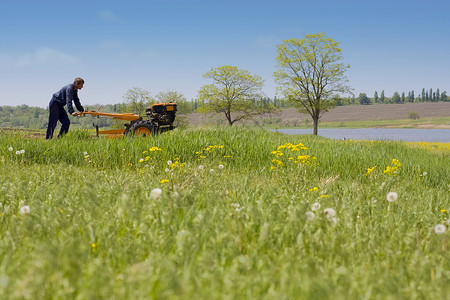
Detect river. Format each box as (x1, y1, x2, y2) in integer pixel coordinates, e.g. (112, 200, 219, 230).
(273, 128, 450, 142)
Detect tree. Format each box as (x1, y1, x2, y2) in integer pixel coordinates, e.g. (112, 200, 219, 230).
(274, 32, 350, 135)
(358, 93, 371, 105)
(422, 88, 425, 102)
(154, 90, 193, 114)
(380, 90, 385, 103)
(441, 91, 448, 102)
(374, 91, 379, 103)
(123, 87, 152, 115)
(408, 91, 415, 102)
(198, 65, 273, 126)
(429, 88, 433, 102)
(401, 92, 405, 103)
(436, 88, 440, 102)
(392, 92, 401, 104)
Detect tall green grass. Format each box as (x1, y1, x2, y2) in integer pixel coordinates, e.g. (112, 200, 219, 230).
(0, 127, 448, 299)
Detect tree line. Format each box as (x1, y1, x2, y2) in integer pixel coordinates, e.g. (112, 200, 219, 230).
(356, 88, 448, 105)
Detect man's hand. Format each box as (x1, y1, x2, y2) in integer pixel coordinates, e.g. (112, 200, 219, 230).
(72, 112, 80, 116)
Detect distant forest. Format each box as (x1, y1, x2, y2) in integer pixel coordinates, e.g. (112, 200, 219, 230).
(1, 88, 448, 130)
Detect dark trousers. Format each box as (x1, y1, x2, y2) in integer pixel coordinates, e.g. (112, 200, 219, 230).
(46, 99, 70, 139)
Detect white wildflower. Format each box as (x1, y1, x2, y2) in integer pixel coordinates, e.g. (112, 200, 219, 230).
(20, 150, 25, 154)
(210, 169, 214, 173)
(305, 211, 315, 221)
(150, 188, 162, 200)
(324, 208, 336, 219)
(165, 168, 170, 172)
(198, 165, 204, 170)
(218, 164, 224, 169)
(386, 192, 398, 202)
(83, 151, 88, 155)
(167, 160, 172, 165)
(311, 202, 321, 211)
(8, 147, 13, 151)
(329, 217, 338, 227)
(15, 151, 20, 155)
(422, 171, 427, 176)
(434, 224, 446, 234)
(19, 205, 30, 215)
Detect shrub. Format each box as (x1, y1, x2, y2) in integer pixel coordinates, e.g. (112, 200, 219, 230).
(407, 111, 421, 120)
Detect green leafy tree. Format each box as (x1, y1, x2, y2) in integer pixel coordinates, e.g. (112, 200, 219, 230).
(358, 93, 371, 105)
(374, 91, 379, 103)
(392, 92, 401, 104)
(198, 65, 273, 126)
(422, 88, 425, 102)
(380, 90, 385, 103)
(122, 87, 152, 116)
(274, 32, 350, 135)
(401, 92, 405, 103)
(440, 91, 448, 101)
(429, 88, 433, 102)
(408, 91, 415, 102)
(436, 88, 440, 102)
(154, 90, 193, 114)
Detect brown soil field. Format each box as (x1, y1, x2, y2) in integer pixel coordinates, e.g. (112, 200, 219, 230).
(183, 102, 450, 126)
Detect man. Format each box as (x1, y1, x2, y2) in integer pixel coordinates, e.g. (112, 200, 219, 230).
(46, 77, 85, 139)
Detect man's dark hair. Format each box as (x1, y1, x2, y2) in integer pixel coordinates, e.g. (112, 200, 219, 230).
(74, 77, 84, 85)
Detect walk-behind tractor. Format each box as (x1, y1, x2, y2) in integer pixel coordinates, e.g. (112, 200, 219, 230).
(77, 102, 177, 137)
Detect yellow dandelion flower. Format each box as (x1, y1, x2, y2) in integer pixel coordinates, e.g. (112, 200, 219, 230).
(160, 179, 169, 184)
(309, 187, 318, 192)
(366, 166, 376, 176)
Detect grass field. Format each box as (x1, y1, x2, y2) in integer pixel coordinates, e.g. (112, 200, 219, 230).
(1, 127, 449, 299)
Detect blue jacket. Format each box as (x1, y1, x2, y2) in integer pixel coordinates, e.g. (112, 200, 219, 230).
(52, 84, 84, 114)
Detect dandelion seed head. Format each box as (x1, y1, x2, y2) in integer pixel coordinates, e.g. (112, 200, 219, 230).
(83, 151, 88, 155)
(329, 217, 338, 226)
(324, 208, 336, 219)
(15, 151, 20, 155)
(8, 147, 13, 151)
(218, 164, 224, 169)
(305, 211, 315, 221)
(19, 205, 30, 215)
(434, 224, 446, 234)
(20, 150, 25, 154)
(386, 192, 398, 202)
(150, 188, 162, 200)
(198, 165, 204, 170)
(167, 160, 172, 165)
(311, 202, 321, 211)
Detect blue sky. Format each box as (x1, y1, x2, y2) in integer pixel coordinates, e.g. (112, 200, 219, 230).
(0, 0, 449, 108)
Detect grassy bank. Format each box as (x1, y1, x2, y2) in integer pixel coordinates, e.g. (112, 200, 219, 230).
(0, 128, 449, 299)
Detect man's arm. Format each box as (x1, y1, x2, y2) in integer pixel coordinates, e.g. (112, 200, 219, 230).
(66, 86, 76, 115)
(73, 92, 84, 113)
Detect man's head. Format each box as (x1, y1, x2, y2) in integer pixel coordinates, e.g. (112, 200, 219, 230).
(74, 77, 84, 90)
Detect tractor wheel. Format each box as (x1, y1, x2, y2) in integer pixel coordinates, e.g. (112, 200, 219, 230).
(128, 120, 156, 137)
